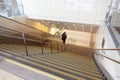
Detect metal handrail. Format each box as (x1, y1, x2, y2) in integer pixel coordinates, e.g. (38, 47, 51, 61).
(0, 25, 44, 39)
(0, 34, 40, 42)
(95, 48, 120, 50)
(94, 48, 120, 64)
(95, 52, 120, 64)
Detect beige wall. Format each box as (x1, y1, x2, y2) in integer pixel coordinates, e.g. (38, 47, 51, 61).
(62, 30, 94, 47)
(13, 16, 96, 47)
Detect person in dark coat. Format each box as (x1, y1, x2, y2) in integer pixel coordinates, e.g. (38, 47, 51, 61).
(62, 32, 67, 44)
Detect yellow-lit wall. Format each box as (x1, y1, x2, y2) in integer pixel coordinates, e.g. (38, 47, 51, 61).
(13, 16, 49, 33)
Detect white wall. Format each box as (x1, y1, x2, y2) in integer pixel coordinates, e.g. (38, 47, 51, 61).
(22, 0, 110, 24)
(111, 12, 120, 26)
(95, 26, 120, 80)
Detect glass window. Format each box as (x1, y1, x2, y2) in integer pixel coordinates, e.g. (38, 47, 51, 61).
(118, 2, 120, 11)
(0, 0, 24, 17)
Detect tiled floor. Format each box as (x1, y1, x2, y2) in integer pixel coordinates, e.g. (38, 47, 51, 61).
(0, 57, 58, 80)
(0, 69, 24, 80)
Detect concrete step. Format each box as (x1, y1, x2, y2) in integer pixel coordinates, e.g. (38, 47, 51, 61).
(0, 44, 103, 80)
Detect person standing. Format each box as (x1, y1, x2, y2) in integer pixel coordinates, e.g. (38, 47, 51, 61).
(61, 32, 67, 51)
(62, 32, 67, 44)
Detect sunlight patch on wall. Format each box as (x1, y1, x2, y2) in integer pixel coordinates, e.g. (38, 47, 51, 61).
(50, 27, 59, 35)
(34, 22, 49, 33)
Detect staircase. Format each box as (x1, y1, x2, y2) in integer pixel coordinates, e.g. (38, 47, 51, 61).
(0, 44, 103, 80)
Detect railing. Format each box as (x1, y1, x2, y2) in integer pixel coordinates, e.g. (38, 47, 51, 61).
(40, 40, 61, 54)
(0, 15, 64, 56)
(0, 25, 62, 56)
(0, 23, 61, 56)
(94, 48, 120, 79)
(94, 48, 120, 64)
(0, 25, 41, 41)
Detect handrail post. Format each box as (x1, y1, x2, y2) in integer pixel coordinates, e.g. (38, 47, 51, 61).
(51, 40, 52, 53)
(57, 41, 59, 53)
(40, 41, 43, 54)
(22, 32, 28, 56)
(62, 43, 63, 52)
